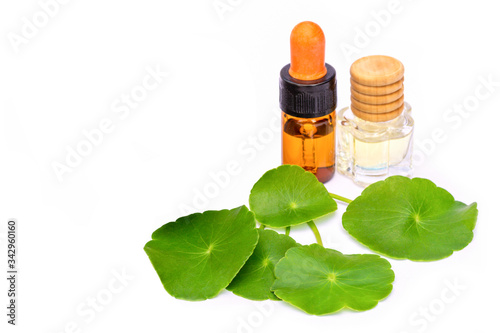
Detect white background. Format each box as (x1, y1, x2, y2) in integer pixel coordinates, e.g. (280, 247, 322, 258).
(1, 0, 499, 332)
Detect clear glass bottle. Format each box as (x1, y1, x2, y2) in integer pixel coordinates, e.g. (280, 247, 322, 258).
(336, 55, 414, 186)
(337, 102, 413, 186)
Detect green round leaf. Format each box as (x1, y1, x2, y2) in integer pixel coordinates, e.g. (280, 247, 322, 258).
(144, 206, 259, 301)
(342, 176, 478, 261)
(227, 229, 298, 301)
(272, 244, 394, 315)
(249, 165, 337, 228)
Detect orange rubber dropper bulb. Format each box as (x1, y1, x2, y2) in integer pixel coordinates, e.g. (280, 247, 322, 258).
(289, 21, 327, 81)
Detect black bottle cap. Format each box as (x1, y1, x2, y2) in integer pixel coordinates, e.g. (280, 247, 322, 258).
(279, 63, 337, 118)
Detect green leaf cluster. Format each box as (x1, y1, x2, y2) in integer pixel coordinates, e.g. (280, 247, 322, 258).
(144, 165, 478, 315)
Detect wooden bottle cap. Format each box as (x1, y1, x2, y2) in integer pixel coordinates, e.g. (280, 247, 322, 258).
(352, 104, 405, 122)
(350, 78, 404, 96)
(350, 55, 405, 122)
(351, 95, 404, 113)
(350, 55, 404, 86)
(351, 86, 404, 104)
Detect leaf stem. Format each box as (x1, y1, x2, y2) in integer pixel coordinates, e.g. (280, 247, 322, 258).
(285, 226, 290, 236)
(259, 224, 266, 230)
(307, 221, 323, 246)
(329, 192, 353, 204)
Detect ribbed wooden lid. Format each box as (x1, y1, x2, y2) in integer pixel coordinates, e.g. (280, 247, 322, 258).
(350, 55, 405, 122)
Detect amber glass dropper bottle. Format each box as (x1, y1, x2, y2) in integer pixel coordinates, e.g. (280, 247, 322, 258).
(280, 21, 337, 183)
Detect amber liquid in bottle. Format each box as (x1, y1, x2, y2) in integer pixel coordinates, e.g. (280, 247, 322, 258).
(282, 111, 336, 183)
